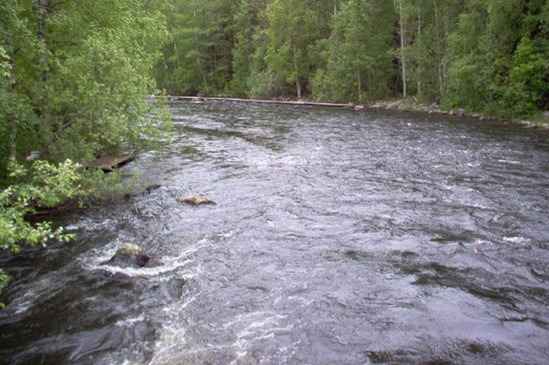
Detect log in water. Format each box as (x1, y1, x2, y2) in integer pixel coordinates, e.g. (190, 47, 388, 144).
(169, 95, 355, 108)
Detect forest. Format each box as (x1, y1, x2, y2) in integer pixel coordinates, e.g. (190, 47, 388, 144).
(1, 1, 548, 296)
(156, 0, 549, 117)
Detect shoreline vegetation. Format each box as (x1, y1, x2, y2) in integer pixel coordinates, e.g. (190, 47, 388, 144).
(156, 0, 549, 123)
(0, 0, 172, 300)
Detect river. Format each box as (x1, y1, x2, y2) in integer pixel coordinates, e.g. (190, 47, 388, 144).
(1, 101, 549, 364)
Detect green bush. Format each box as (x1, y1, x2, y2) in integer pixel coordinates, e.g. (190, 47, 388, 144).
(0, 160, 82, 254)
(0, 159, 84, 306)
(0, 270, 8, 308)
(504, 37, 547, 117)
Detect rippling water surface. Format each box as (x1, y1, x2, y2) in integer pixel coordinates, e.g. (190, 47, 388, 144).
(1, 101, 549, 365)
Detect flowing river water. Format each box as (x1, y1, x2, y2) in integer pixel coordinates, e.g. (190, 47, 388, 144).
(1, 101, 549, 365)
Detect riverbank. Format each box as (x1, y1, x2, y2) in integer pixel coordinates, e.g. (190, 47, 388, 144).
(368, 98, 549, 129)
(161, 95, 549, 129)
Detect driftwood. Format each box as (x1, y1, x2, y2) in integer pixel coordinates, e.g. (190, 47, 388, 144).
(168, 96, 355, 109)
(86, 153, 135, 172)
(25, 199, 81, 221)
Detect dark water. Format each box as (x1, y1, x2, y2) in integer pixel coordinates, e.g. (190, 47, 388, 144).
(2, 102, 549, 365)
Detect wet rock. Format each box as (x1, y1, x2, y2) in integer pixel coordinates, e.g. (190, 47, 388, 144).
(117, 243, 143, 256)
(544, 111, 549, 118)
(144, 184, 162, 194)
(106, 243, 160, 268)
(177, 195, 216, 206)
(456, 108, 466, 117)
(353, 105, 365, 111)
(135, 254, 151, 268)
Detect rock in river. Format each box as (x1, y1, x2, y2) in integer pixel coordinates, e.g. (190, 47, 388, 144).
(107, 243, 159, 268)
(177, 195, 216, 206)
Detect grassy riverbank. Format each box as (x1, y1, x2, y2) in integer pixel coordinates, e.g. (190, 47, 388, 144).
(367, 98, 549, 128)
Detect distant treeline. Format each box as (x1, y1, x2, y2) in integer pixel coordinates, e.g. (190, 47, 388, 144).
(156, 0, 549, 118)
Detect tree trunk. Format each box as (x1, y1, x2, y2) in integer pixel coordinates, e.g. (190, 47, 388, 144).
(293, 52, 302, 99)
(399, 0, 407, 98)
(357, 68, 362, 102)
(36, 0, 49, 82)
(416, 4, 422, 99)
(8, 62, 17, 161)
(296, 79, 302, 99)
(433, 0, 444, 99)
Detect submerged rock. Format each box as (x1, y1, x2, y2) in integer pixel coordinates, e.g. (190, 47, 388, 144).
(124, 184, 163, 200)
(106, 243, 160, 268)
(177, 195, 216, 206)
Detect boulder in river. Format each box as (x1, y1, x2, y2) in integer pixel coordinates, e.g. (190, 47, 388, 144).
(107, 243, 160, 268)
(353, 105, 365, 111)
(177, 195, 216, 206)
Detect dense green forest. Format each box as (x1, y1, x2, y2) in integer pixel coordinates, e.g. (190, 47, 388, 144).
(0, 0, 548, 297)
(156, 0, 549, 117)
(0, 0, 171, 294)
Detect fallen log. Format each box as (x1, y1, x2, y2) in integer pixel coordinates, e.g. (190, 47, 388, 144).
(85, 153, 135, 172)
(166, 96, 355, 109)
(25, 199, 81, 221)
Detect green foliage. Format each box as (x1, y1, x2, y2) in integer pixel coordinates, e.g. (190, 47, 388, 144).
(262, 0, 322, 97)
(504, 37, 548, 116)
(0, 0, 171, 306)
(313, 0, 395, 102)
(230, 0, 269, 96)
(42, 0, 170, 162)
(0, 269, 8, 308)
(0, 0, 170, 172)
(154, 0, 547, 118)
(0, 160, 81, 254)
(155, 0, 236, 95)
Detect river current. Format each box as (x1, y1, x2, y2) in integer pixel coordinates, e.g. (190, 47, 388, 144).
(1, 101, 549, 364)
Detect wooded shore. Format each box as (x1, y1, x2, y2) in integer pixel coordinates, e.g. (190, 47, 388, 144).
(160, 96, 549, 128)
